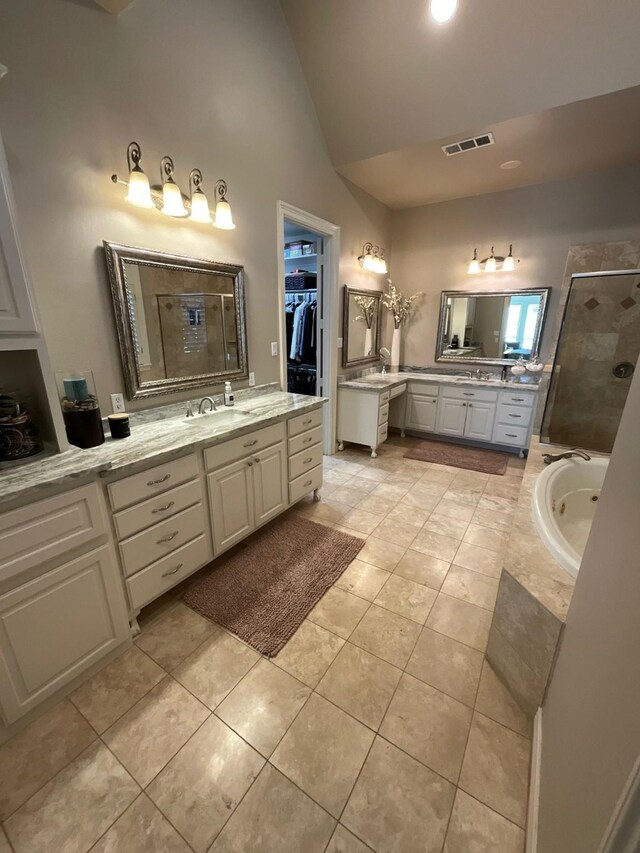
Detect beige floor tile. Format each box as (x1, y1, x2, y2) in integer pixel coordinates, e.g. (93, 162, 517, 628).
(384, 471, 419, 487)
(135, 603, 216, 671)
(410, 480, 449, 501)
(103, 677, 209, 786)
(394, 550, 450, 590)
(272, 694, 374, 818)
(335, 558, 390, 601)
(453, 542, 502, 578)
(350, 604, 421, 668)
(400, 490, 440, 511)
(172, 630, 259, 709)
(441, 564, 499, 611)
(472, 506, 514, 531)
(374, 574, 437, 624)
(478, 494, 518, 514)
(412, 528, 460, 562)
(215, 659, 310, 757)
(380, 673, 472, 783)
(463, 522, 509, 553)
(459, 712, 530, 828)
(0, 698, 96, 819)
(324, 469, 353, 487)
(385, 503, 431, 527)
(342, 737, 455, 853)
(331, 486, 377, 508)
(372, 517, 419, 548)
(70, 646, 164, 734)
(148, 715, 263, 852)
(357, 537, 406, 571)
(356, 493, 394, 515)
(326, 824, 371, 852)
(426, 594, 492, 652)
(370, 482, 412, 502)
(273, 620, 345, 687)
(433, 498, 475, 522)
(341, 507, 384, 535)
(475, 662, 532, 738)
(317, 643, 402, 729)
(91, 793, 191, 852)
(357, 467, 390, 483)
(483, 479, 522, 501)
(441, 487, 482, 507)
(422, 513, 470, 541)
(308, 587, 370, 638)
(418, 468, 457, 485)
(4, 742, 139, 853)
(210, 763, 335, 852)
(444, 789, 525, 853)
(406, 627, 483, 706)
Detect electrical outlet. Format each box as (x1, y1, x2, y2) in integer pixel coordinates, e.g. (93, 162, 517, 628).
(271, 341, 278, 357)
(249, 372, 256, 387)
(337, 337, 343, 349)
(110, 393, 125, 413)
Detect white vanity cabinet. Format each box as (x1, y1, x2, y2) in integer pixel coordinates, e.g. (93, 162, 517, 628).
(492, 388, 536, 448)
(0, 484, 129, 724)
(337, 387, 390, 457)
(404, 382, 438, 433)
(436, 386, 498, 442)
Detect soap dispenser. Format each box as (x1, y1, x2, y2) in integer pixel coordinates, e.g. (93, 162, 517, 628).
(224, 381, 234, 407)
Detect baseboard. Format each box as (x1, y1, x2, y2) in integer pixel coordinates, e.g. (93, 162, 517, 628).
(526, 707, 543, 853)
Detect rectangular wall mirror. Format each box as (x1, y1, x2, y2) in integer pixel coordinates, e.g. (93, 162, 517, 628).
(436, 288, 550, 366)
(342, 286, 382, 368)
(104, 242, 248, 399)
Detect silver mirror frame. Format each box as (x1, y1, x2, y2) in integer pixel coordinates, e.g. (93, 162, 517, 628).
(342, 286, 383, 369)
(103, 241, 248, 400)
(435, 287, 551, 366)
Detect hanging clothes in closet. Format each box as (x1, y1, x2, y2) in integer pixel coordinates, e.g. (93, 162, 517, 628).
(288, 298, 317, 364)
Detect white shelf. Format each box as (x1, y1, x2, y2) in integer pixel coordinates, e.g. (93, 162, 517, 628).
(284, 253, 317, 262)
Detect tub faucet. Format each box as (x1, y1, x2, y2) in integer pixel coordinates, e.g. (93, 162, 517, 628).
(542, 448, 591, 465)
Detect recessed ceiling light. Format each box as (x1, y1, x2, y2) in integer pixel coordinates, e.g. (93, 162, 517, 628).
(430, 0, 458, 24)
(500, 160, 522, 170)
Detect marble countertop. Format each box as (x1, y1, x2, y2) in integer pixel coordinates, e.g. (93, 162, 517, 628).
(339, 371, 541, 393)
(0, 390, 326, 509)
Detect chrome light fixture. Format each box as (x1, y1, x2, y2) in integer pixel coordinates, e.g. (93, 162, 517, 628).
(188, 169, 212, 224)
(467, 244, 519, 273)
(358, 242, 388, 275)
(213, 180, 235, 230)
(160, 156, 188, 217)
(119, 142, 153, 209)
(467, 248, 480, 275)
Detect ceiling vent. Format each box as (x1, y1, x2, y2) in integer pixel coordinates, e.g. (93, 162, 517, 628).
(441, 132, 495, 157)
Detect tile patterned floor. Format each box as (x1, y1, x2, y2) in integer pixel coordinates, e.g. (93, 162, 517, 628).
(0, 437, 532, 853)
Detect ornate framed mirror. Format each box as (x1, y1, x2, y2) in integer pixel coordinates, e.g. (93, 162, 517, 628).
(342, 286, 383, 369)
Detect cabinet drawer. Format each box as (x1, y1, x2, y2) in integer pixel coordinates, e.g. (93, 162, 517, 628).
(389, 383, 406, 399)
(112, 479, 202, 541)
(289, 464, 323, 504)
(204, 422, 285, 471)
(407, 381, 440, 396)
(444, 386, 499, 403)
(108, 455, 198, 512)
(0, 484, 106, 584)
(497, 404, 532, 428)
(493, 424, 529, 447)
(379, 391, 390, 405)
(377, 423, 388, 445)
(378, 403, 389, 425)
(287, 407, 323, 437)
(119, 503, 206, 578)
(127, 534, 211, 611)
(288, 425, 322, 456)
(289, 443, 323, 481)
(501, 390, 535, 408)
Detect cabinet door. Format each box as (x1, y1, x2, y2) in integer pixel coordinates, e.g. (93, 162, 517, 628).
(464, 401, 496, 442)
(207, 459, 254, 554)
(253, 442, 288, 527)
(405, 394, 438, 432)
(436, 398, 467, 436)
(0, 544, 129, 724)
(0, 132, 37, 333)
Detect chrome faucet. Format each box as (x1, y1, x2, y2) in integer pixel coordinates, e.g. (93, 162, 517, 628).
(198, 396, 218, 414)
(542, 448, 591, 465)
(458, 370, 473, 379)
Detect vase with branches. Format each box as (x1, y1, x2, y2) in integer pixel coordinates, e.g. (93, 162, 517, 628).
(381, 279, 423, 368)
(353, 294, 378, 356)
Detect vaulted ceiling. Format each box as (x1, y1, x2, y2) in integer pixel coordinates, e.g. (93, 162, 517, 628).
(280, 0, 640, 207)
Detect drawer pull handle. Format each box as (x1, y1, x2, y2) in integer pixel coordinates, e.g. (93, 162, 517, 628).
(303, 418, 313, 425)
(463, 392, 474, 396)
(506, 433, 518, 438)
(303, 479, 313, 487)
(247, 460, 253, 467)
(512, 397, 525, 402)
(254, 457, 261, 463)
(158, 531, 179, 543)
(152, 501, 175, 514)
(148, 474, 170, 486)
(303, 456, 313, 464)
(303, 436, 313, 443)
(162, 563, 183, 578)
(243, 439, 258, 448)
(508, 414, 522, 419)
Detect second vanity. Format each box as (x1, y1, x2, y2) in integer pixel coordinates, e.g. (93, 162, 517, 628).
(337, 371, 539, 457)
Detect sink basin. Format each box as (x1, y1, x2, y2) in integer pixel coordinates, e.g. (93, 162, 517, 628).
(184, 410, 250, 425)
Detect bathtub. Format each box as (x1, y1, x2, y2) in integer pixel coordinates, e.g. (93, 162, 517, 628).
(532, 456, 609, 577)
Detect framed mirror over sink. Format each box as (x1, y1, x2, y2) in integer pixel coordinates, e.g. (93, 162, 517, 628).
(436, 288, 550, 366)
(342, 286, 383, 369)
(104, 242, 248, 399)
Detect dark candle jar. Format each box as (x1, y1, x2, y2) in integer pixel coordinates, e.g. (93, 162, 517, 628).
(56, 370, 105, 450)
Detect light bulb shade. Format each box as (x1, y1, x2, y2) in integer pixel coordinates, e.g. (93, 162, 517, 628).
(125, 168, 153, 208)
(190, 190, 212, 223)
(467, 259, 480, 274)
(430, 0, 458, 23)
(376, 256, 388, 274)
(361, 252, 377, 272)
(213, 200, 235, 230)
(502, 255, 515, 272)
(161, 180, 188, 217)
(485, 256, 497, 272)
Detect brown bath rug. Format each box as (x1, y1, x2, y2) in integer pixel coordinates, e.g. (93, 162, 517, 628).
(404, 438, 509, 475)
(183, 513, 363, 657)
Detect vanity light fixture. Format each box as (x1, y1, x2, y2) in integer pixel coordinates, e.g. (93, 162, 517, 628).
(160, 156, 188, 217)
(502, 244, 516, 272)
(188, 169, 212, 224)
(467, 248, 480, 275)
(358, 242, 388, 275)
(484, 246, 497, 273)
(430, 0, 458, 23)
(467, 244, 519, 273)
(122, 142, 153, 209)
(212, 180, 236, 230)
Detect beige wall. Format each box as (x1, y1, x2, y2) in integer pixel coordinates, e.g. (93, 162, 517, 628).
(389, 165, 640, 367)
(0, 0, 390, 412)
(536, 354, 640, 851)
